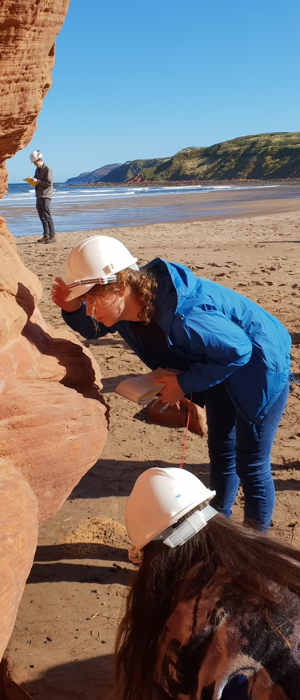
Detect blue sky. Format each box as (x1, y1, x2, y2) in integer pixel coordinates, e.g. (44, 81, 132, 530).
(7, 0, 300, 183)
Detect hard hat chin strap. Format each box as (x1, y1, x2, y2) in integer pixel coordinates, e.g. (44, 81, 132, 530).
(158, 504, 218, 549)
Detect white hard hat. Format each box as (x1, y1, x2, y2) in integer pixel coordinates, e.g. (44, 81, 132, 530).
(65, 235, 139, 301)
(30, 151, 43, 163)
(125, 467, 216, 551)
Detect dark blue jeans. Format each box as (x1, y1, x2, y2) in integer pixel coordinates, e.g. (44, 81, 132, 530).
(205, 380, 290, 531)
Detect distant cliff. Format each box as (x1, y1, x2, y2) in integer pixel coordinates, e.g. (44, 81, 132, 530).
(98, 157, 170, 183)
(65, 163, 122, 185)
(65, 132, 300, 185)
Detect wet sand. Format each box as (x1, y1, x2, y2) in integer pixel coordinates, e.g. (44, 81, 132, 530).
(5, 183, 300, 237)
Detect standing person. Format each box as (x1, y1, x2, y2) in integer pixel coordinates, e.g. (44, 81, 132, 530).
(116, 467, 300, 700)
(29, 150, 56, 243)
(51, 235, 292, 531)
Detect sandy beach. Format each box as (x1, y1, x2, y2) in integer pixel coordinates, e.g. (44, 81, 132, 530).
(6, 199, 300, 699)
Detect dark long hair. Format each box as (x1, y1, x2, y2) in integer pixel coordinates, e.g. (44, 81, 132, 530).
(116, 513, 300, 700)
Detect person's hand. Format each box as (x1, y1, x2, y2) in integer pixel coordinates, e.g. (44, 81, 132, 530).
(31, 178, 37, 184)
(154, 374, 185, 405)
(51, 277, 82, 313)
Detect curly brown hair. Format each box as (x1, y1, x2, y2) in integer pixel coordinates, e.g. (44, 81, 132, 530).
(81, 268, 157, 324)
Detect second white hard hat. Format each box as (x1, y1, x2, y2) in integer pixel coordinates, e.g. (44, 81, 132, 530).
(65, 235, 138, 301)
(30, 151, 43, 163)
(125, 467, 216, 551)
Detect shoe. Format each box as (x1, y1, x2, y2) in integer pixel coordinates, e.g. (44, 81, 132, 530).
(48, 236, 56, 243)
(37, 236, 49, 244)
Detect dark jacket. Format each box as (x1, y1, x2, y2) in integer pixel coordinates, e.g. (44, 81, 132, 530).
(34, 163, 53, 199)
(62, 258, 291, 425)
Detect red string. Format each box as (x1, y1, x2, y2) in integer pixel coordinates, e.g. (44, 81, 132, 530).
(179, 393, 193, 468)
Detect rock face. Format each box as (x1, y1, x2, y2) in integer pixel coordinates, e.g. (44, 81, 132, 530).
(0, 0, 108, 663)
(0, 462, 39, 670)
(146, 398, 207, 437)
(0, 0, 70, 199)
(0, 223, 108, 661)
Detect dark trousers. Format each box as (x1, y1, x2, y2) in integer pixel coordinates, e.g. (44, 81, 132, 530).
(36, 197, 55, 238)
(204, 380, 289, 531)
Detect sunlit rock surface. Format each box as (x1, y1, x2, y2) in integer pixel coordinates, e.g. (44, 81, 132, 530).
(0, 219, 108, 663)
(146, 397, 207, 437)
(0, 0, 70, 198)
(0, 0, 108, 663)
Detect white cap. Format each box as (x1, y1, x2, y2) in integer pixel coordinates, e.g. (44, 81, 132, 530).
(30, 151, 43, 163)
(125, 467, 216, 551)
(65, 235, 138, 301)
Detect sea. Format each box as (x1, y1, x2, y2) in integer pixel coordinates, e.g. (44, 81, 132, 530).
(2, 182, 300, 237)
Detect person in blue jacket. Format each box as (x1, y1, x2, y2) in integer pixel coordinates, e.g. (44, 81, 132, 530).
(51, 235, 291, 531)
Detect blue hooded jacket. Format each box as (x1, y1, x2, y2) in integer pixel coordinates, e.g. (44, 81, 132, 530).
(62, 258, 291, 425)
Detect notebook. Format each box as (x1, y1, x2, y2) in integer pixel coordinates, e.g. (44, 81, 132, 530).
(115, 368, 175, 406)
(23, 177, 36, 185)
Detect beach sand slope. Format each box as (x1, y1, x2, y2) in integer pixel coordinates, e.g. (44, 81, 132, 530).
(3, 206, 300, 699)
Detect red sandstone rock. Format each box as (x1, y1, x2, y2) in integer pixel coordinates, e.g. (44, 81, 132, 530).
(0, 332, 108, 524)
(0, 0, 110, 664)
(0, 228, 108, 658)
(0, 223, 42, 348)
(0, 461, 39, 664)
(0, 0, 70, 199)
(146, 397, 207, 437)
